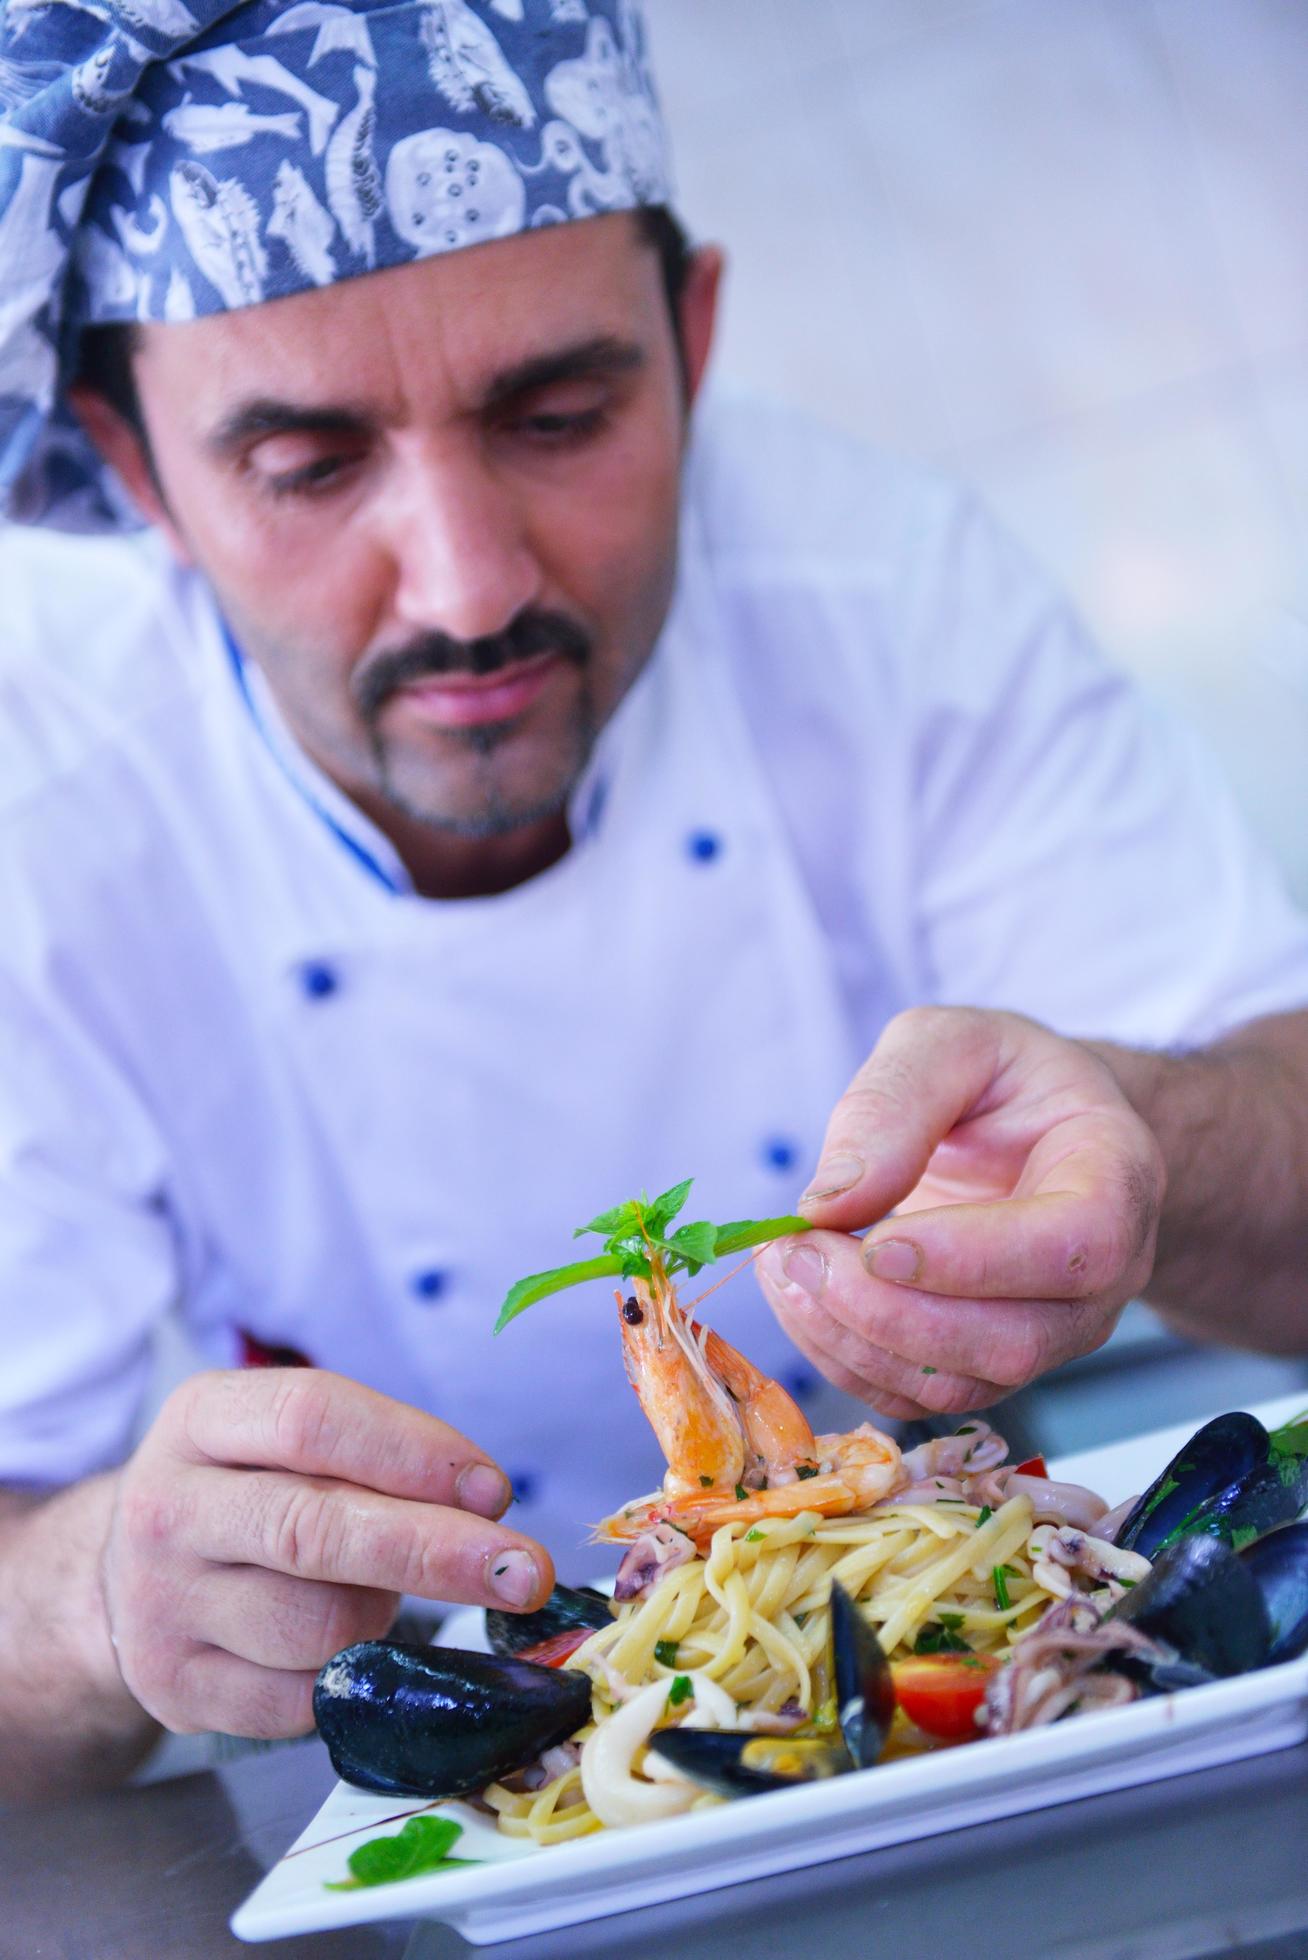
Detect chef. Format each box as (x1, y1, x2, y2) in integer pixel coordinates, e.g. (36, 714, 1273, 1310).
(1, 0, 1306, 1800)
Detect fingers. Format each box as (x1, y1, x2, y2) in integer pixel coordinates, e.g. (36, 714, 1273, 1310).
(758, 1229, 1115, 1409)
(181, 1568, 399, 1671)
(160, 1369, 513, 1519)
(797, 1007, 1006, 1230)
(175, 1466, 554, 1609)
(155, 1643, 319, 1740)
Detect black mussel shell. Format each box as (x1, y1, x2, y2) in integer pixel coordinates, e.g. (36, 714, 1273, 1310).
(1116, 1413, 1267, 1557)
(313, 1640, 592, 1797)
(1177, 1458, 1308, 1555)
(485, 1582, 614, 1658)
(829, 1579, 895, 1768)
(1240, 1521, 1308, 1665)
(1109, 1535, 1271, 1678)
(645, 1729, 854, 1798)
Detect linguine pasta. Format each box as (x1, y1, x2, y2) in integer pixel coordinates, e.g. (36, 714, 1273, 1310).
(485, 1490, 1063, 1842)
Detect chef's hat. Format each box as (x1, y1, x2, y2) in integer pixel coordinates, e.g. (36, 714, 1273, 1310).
(0, 0, 672, 530)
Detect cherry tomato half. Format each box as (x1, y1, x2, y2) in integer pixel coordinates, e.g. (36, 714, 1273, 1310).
(1014, 1454, 1049, 1478)
(891, 1654, 1001, 1741)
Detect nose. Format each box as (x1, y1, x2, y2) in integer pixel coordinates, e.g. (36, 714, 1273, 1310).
(381, 438, 542, 643)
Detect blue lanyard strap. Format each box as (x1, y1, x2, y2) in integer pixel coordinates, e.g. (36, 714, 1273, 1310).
(220, 623, 405, 897)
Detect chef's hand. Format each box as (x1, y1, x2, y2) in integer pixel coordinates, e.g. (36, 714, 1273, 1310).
(100, 1369, 552, 1739)
(757, 1007, 1165, 1420)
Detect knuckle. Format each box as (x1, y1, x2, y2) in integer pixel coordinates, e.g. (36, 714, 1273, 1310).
(269, 1374, 337, 1467)
(270, 1481, 341, 1576)
(990, 1317, 1056, 1388)
(118, 1478, 189, 1555)
(911, 1370, 983, 1417)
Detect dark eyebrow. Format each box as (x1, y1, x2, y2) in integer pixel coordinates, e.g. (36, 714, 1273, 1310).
(207, 336, 647, 457)
(207, 401, 372, 456)
(481, 335, 646, 408)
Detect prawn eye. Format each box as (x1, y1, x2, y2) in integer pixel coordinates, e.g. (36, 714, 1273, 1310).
(622, 1298, 644, 1325)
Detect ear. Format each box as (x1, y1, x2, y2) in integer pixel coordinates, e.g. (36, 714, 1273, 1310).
(66, 382, 192, 563)
(676, 244, 724, 410)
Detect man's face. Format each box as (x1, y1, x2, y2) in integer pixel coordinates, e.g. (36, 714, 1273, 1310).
(121, 215, 715, 843)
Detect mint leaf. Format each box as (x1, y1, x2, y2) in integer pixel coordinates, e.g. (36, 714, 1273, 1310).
(324, 1815, 479, 1892)
(493, 1254, 625, 1333)
(711, 1215, 812, 1258)
(498, 1189, 813, 1330)
(666, 1220, 718, 1272)
(646, 1179, 694, 1236)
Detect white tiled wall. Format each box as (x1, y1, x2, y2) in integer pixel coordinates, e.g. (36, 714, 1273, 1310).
(651, 0, 1308, 901)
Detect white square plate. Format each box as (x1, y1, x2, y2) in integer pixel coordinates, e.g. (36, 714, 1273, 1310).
(232, 1393, 1308, 1946)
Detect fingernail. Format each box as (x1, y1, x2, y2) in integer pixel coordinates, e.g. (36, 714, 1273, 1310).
(488, 1548, 538, 1608)
(800, 1155, 864, 1204)
(863, 1237, 922, 1284)
(781, 1242, 828, 1298)
(457, 1463, 511, 1519)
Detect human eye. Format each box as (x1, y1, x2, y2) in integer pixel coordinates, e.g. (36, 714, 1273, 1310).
(246, 433, 365, 501)
(501, 384, 612, 450)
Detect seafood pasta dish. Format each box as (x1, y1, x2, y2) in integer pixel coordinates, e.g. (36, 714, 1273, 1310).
(314, 1185, 1308, 1845)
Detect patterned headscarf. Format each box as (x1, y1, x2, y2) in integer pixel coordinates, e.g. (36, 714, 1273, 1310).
(0, 0, 672, 530)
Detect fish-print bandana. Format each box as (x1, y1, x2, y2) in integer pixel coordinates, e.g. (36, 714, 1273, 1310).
(0, 0, 672, 529)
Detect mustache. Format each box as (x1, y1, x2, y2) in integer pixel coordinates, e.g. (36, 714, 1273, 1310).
(353, 610, 593, 720)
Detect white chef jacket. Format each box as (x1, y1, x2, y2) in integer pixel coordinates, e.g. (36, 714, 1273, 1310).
(2, 391, 1307, 1569)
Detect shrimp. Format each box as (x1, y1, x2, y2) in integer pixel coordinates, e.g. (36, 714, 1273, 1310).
(598, 1269, 903, 1551)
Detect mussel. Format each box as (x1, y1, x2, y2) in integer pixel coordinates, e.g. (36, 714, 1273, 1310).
(645, 1580, 894, 1799)
(1115, 1410, 1308, 1559)
(1108, 1534, 1271, 1680)
(1238, 1522, 1308, 1666)
(314, 1640, 592, 1798)
(485, 1581, 614, 1659)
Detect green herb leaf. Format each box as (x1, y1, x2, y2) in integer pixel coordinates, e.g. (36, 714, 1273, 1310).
(734, 1483, 748, 1503)
(710, 1214, 813, 1259)
(913, 1623, 972, 1655)
(938, 1612, 965, 1629)
(975, 1505, 993, 1526)
(796, 1463, 819, 1481)
(654, 1639, 680, 1667)
(921, 1366, 937, 1376)
(667, 1220, 719, 1273)
(992, 1566, 1011, 1612)
(324, 1816, 479, 1892)
(745, 1527, 765, 1543)
(498, 1187, 815, 1327)
(646, 1179, 695, 1235)
(668, 1674, 693, 1706)
(493, 1255, 626, 1333)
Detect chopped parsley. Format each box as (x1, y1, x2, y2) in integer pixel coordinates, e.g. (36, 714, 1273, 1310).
(734, 1483, 748, 1502)
(654, 1639, 679, 1667)
(921, 1366, 937, 1376)
(914, 1622, 972, 1655)
(975, 1505, 993, 1526)
(796, 1464, 819, 1481)
(668, 1674, 693, 1706)
(745, 1528, 765, 1543)
(992, 1566, 1011, 1612)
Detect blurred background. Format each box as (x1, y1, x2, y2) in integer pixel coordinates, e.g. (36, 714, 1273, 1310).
(647, 0, 1308, 1448)
(651, 0, 1308, 910)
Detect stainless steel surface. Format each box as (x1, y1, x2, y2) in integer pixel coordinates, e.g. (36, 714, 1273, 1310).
(5, 1733, 1308, 1960)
